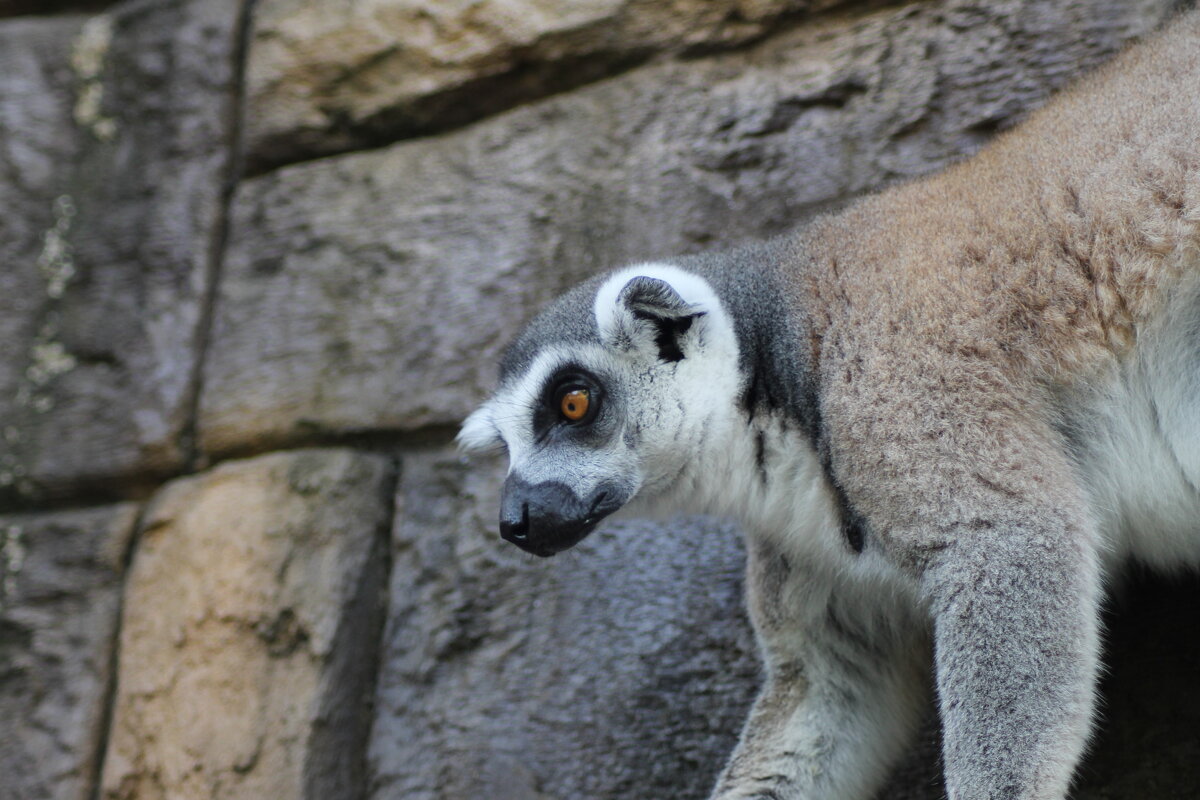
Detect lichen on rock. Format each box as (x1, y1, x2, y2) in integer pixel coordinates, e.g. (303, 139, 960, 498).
(70, 15, 117, 141)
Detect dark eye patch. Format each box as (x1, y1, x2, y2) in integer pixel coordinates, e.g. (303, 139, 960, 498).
(533, 367, 603, 439)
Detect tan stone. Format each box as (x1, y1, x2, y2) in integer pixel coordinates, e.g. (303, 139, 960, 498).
(245, 0, 847, 169)
(100, 449, 394, 800)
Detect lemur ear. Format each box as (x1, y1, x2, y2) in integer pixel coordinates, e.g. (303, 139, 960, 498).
(618, 276, 697, 320)
(614, 276, 706, 362)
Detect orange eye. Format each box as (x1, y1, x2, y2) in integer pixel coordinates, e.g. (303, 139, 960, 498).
(560, 389, 590, 421)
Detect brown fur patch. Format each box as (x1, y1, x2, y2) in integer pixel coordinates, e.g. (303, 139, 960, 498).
(782, 12, 1199, 548)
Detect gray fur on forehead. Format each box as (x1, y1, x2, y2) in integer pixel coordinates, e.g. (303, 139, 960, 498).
(498, 274, 607, 382)
(497, 239, 800, 386)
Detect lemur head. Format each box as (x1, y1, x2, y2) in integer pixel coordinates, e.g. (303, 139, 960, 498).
(458, 263, 742, 557)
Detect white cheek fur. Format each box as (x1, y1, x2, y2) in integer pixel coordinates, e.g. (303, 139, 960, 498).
(472, 344, 630, 478)
(457, 405, 503, 454)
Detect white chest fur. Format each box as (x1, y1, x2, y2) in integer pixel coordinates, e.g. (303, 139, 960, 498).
(1068, 273, 1200, 573)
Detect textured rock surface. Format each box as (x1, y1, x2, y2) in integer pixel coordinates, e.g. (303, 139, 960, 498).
(245, 0, 857, 171)
(0, 503, 139, 800)
(99, 449, 394, 800)
(0, 0, 243, 503)
(0, 15, 87, 496)
(368, 449, 761, 800)
(202, 0, 1174, 457)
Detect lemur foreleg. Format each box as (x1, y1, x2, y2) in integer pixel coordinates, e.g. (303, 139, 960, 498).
(711, 539, 930, 800)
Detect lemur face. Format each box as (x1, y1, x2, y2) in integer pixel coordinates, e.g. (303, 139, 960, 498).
(458, 264, 741, 557)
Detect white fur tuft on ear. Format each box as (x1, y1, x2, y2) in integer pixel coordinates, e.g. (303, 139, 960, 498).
(457, 404, 505, 454)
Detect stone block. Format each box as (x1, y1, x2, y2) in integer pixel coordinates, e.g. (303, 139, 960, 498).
(366, 448, 760, 799)
(0, 0, 244, 503)
(0, 16, 87, 498)
(201, 0, 1174, 455)
(245, 0, 854, 170)
(0, 503, 139, 800)
(99, 449, 395, 800)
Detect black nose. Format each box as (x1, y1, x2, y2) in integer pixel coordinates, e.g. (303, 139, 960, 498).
(499, 500, 530, 543)
(499, 478, 628, 557)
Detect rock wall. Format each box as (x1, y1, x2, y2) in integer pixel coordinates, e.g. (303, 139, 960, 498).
(1, 1, 1197, 799)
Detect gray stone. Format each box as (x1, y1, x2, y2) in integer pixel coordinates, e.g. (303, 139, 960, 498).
(0, 503, 139, 800)
(366, 448, 761, 800)
(200, 0, 1175, 457)
(99, 449, 395, 800)
(0, 16, 87, 498)
(0, 0, 244, 504)
(244, 0, 856, 171)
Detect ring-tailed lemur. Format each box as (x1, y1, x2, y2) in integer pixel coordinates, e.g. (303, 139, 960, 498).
(459, 12, 1200, 800)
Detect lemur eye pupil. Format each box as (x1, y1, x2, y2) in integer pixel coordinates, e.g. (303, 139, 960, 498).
(560, 389, 589, 421)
